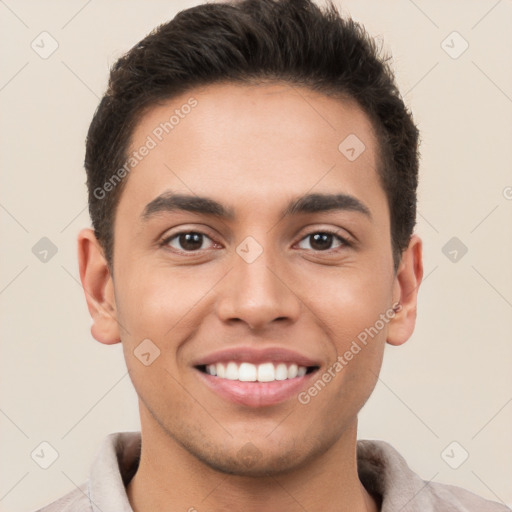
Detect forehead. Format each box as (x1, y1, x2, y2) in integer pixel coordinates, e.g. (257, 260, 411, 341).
(117, 81, 386, 223)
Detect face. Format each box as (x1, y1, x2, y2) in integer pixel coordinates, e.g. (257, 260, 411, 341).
(80, 81, 421, 476)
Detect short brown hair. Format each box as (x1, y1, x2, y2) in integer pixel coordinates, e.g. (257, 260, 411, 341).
(85, 0, 419, 272)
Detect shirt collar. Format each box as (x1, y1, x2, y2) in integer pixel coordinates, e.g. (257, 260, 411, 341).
(87, 431, 435, 512)
(88, 432, 140, 512)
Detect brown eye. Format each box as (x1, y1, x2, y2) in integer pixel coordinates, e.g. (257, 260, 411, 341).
(164, 232, 214, 252)
(297, 232, 348, 251)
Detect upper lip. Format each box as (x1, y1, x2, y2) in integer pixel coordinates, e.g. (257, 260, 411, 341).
(192, 347, 322, 368)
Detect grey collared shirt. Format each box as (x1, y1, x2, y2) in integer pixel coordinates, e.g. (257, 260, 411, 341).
(33, 431, 510, 512)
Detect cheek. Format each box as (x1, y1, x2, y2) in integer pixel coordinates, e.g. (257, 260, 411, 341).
(113, 263, 224, 365)
(115, 265, 191, 334)
(114, 268, 194, 405)
(305, 274, 389, 421)
(305, 263, 394, 344)
(300, 265, 392, 401)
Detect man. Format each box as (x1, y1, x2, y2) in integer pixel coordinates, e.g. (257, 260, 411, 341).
(35, 0, 509, 510)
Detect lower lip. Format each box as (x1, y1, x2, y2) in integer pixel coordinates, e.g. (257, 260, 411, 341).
(195, 369, 318, 408)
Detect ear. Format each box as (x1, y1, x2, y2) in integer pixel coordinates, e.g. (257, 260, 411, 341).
(386, 234, 423, 346)
(77, 228, 121, 345)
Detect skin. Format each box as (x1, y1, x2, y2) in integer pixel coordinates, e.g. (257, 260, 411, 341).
(78, 82, 423, 512)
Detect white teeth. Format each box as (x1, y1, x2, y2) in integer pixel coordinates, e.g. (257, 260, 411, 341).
(225, 362, 238, 380)
(204, 361, 310, 382)
(257, 362, 275, 382)
(287, 363, 298, 379)
(275, 363, 288, 380)
(239, 362, 257, 382)
(216, 362, 226, 378)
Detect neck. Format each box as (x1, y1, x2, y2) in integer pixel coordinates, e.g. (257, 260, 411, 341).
(127, 406, 378, 512)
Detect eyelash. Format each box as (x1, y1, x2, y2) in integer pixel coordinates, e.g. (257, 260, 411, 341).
(159, 229, 352, 254)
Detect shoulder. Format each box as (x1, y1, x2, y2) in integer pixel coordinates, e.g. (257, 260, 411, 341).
(427, 480, 510, 511)
(357, 439, 510, 512)
(29, 431, 140, 512)
(30, 482, 91, 512)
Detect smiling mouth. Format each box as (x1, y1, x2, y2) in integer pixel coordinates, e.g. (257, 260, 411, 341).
(196, 361, 319, 383)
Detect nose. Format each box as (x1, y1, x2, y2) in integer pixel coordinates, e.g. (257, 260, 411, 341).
(215, 245, 302, 331)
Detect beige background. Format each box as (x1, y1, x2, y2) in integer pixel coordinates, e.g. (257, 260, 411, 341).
(1, 0, 511, 510)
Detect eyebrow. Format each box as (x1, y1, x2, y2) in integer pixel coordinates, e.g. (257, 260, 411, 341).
(141, 191, 372, 222)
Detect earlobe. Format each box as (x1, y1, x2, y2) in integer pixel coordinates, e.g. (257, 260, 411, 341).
(386, 234, 423, 346)
(77, 228, 121, 345)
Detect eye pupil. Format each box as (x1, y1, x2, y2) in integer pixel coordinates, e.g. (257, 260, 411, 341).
(179, 232, 203, 251)
(167, 230, 344, 254)
(310, 233, 333, 251)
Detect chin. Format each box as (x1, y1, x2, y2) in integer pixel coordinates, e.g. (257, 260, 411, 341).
(195, 449, 308, 477)
(182, 434, 326, 478)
